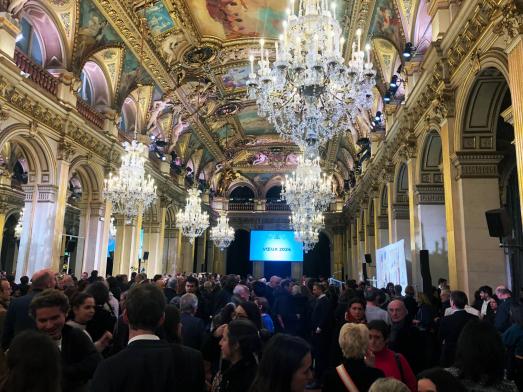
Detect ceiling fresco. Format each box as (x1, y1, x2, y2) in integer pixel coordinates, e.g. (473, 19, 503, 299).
(37, 0, 428, 196)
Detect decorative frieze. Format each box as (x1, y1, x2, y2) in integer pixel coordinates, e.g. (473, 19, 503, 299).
(452, 152, 503, 179)
(416, 184, 445, 204)
(36, 184, 58, 203)
(392, 204, 409, 220)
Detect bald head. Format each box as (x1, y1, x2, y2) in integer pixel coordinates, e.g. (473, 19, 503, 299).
(388, 299, 407, 323)
(269, 276, 282, 288)
(31, 269, 56, 290)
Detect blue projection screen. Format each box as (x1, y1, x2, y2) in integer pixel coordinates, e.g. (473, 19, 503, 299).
(250, 231, 303, 262)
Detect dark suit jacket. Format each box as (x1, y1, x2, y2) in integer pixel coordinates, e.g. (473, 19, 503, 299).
(181, 312, 206, 350)
(495, 298, 513, 333)
(311, 295, 332, 334)
(1, 289, 42, 349)
(389, 320, 424, 373)
(439, 309, 477, 366)
(61, 324, 102, 392)
(90, 339, 205, 392)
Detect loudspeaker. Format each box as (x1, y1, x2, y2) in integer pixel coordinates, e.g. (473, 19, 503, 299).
(364, 253, 372, 264)
(420, 250, 432, 296)
(143, 251, 149, 261)
(485, 208, 512, 238)
(362, 263, 368, 282)
(66, 240, 77, 253)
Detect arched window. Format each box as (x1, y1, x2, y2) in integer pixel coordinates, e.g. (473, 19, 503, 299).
(119, 97, 138, 134)
(79, 68, 94, 105)
(78, 61, 111, 111)
(16, 17, 44, 65)
(230, 186, 255, 203)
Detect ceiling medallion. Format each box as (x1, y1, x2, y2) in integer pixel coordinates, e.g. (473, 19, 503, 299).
(247, 0, 376, 149)
(215, 102, 240, 117)
(183, 46, 217, 67)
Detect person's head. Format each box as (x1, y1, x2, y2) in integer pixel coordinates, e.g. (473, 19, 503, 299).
(85, 281, 109, 306)
(162, 304, 182, 344)
(254, 296, 270, 314)
(417, 367, 465, 392)
(30, 289, 69, 340)
(31, 269, 56, 290)
(281, 279, 292, 293)
(364, 287, 379, 304)
(124, 283, 166, 332)
(450, 290, 468, 310)
(5, 330, 61, 392)
(312, 282, 325, 297)
(437, 278, 448, 288)
(369, 378, 410, 392)
(269, 275, 282, 288)
(219, 319, 261, 364)
(185, 276, 199, 294)
(56, 274, 74, 290)
(478, 286, 492, 300)
(404, 285, 415, 297)
(417, 292, 432, 306)
(345, 297, 365, 322)
(20, 275, 29, 285)
(339, 323, 368, 359)
(0, 279, 12, 301)
(497, 287, 512, 300)
(81, 272, 88, 280)
(233, 284, 250, 302)
(90, 270, 98, 278)
(180, 293, 198, 314)
(388, 299, 407, 323)
(135, 272, 147, 283)
(166, 277, 177, 290)
(367, 319, 390, 353)
(234, 301, 262, 329)
(440, 289, 450, 303)
(394, 285, 402, 296)
(69, 292, 95, 324)
(251, 334, 312, 392)
(454, 319, 505, 385)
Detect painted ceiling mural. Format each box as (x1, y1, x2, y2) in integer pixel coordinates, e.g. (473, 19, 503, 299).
(31, 0, 429, 196)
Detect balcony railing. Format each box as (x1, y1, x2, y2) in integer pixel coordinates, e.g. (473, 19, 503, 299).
(228, 202, 254, 211)
(266, 202, 290, 211)
(14, 48, 58, 96)
(76, 97, 104, 129)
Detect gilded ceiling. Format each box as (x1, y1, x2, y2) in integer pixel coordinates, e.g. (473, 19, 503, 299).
(38, 0, 429, 196)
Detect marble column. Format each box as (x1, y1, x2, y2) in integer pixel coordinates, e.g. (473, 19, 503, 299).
(386, 182, 395, 244)
(407, 157, 422, 290)
(15, 186, 36, 279)
(163, 228, 179, 274)
(180, 236, 195, 273)
(113, 214, 142, 275)
(391, 203, 412, 283)
(507, 36, 523, 226)
(364, 208, 376, 279)
(195, 230, 207, 273)
(350, 221, 358, 279)
(78, 201, 111, 276)
(49, 159, 71, 271)
(143, 206, 167, 276)
(213, 245, 226, 275)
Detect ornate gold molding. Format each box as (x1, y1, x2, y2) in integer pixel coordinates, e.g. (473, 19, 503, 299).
(452, 152, 503, 179)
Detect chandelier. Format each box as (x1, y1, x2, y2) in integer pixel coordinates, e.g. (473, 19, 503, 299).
(104, 140, 157, 218)
(281, 153, 335, 214)
(210, 211, 235, 251)
(176, 188, 210, 243)
(14, 208, 24, 239)
(247, 0, 376, 148)
(290, 207, 325, 253)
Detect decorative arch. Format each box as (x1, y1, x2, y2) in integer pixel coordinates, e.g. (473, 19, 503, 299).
(410, 0, 432, 53)
(394, 162, 409, 205)
(379, 183, 388, 216)
(0, 125, 56, 186)
(20, 2, 68, 70)
(262, 176, 284, 199)
(68, 157, 104, 203)
(79, 60, 112, 112)
(417, 130, 443, 184)
(226, 180, 258, 199)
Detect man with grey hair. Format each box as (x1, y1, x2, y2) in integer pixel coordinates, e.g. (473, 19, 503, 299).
(387, 299, 424, 373)
(180, 293, 205, 350)
(364, 287, 390, 324)
(232, 284, 250, 303)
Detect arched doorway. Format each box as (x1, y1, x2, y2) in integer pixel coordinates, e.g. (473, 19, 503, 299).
(226, 229, 252, 276)
(304, 232, 331, 278)
(1, 212, 20, 274)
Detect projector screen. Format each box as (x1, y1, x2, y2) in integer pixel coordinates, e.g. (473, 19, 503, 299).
(250, 231, 303, 262)
(376, 239, 408, 289)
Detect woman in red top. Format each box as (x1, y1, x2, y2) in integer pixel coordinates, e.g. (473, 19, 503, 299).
(366, 320, 418, 392)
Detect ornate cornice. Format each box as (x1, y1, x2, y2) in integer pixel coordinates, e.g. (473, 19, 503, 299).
(452, 152, 503, 179)
(416, 184, 445, 204)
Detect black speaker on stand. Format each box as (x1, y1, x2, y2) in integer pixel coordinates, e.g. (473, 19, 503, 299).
(420, 250, 432, 296)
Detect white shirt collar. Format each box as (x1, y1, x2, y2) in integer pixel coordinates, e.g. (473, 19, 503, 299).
(128, 334, 160, 345)
(318, 294, 326, 299)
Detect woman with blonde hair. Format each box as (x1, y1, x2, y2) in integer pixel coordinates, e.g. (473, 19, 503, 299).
(323, 323, 384, 391)
(369, 378, 410, 392)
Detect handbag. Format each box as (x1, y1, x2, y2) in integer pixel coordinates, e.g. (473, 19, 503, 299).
(335, 364, 360, 392)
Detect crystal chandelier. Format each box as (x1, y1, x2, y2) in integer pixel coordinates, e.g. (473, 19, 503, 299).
(290, 207, 325, 253)
(281, 153, 336, 214)
(14, 208, 24, 239)
(176, 188, 210, 243)
(104, 140, 157, 218)
(210, 211, 235, 251)
(247, 0, 376, 148)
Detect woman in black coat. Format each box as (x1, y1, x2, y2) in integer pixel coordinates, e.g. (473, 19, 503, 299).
(323, 323, 384, 391)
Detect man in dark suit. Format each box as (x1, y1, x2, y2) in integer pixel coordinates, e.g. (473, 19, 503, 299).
(309, 282, 333, 389)
(439, 290, 477, 366)
(180, 292, 205, 350)
(2, 268, 56, 349)
(91, 283, 205, 391)
(495, 287, 513, 333)
(30, 288, 101, 392)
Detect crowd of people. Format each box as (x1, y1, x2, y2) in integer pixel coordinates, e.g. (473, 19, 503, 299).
(0, 269, 520, 391)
